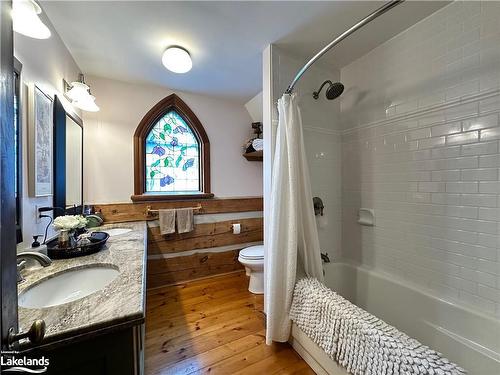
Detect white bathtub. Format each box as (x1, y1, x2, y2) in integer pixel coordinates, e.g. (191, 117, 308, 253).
(291, 262, 500, 375)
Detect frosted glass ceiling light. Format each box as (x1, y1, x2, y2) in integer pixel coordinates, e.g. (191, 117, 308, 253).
(12, 0, 51, 39)
(64, 74, 100, 112)
(162, 46, 192, 73)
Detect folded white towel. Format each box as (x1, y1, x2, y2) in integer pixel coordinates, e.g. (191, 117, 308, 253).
(252, 138, 263, 151)
(176, 208, 194, 233)
(159, 209, 176, 235)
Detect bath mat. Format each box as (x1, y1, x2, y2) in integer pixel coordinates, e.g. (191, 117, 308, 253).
(290, 278, 466, 375)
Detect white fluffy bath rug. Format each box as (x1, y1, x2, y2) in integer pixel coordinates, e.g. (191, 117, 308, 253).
(290, 278, 466, 375)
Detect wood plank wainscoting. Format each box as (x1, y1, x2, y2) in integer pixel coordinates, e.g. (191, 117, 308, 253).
(93, 197, 263, 288)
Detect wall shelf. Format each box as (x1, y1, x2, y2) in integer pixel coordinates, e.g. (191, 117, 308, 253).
(243, 150, 263, 161)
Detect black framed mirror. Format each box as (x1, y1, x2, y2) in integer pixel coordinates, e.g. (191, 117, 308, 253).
(53, 96, 83, 217)
(14, 58, 23, 243)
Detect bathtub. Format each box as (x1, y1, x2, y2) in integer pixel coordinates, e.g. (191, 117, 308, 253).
(290, 262, 500, 375)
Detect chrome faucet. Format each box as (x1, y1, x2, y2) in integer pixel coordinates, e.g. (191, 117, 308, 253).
(17, 252, 52, 283)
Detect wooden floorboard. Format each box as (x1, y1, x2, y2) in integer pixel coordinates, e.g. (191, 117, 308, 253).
(145, 272, 315, 375)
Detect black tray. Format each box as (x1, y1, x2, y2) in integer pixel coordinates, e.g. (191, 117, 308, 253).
(46, 231, 110, 259)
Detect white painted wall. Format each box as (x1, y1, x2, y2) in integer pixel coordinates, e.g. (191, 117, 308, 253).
(14, 12, 81, 249)
(266, 46, 342, 260)
(340, 1, 500, 318)
(83, 76, 262, 204)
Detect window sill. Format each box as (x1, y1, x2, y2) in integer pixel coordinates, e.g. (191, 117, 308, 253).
(130, 192, 214, 202)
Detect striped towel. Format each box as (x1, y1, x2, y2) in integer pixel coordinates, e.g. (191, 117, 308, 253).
(290, 278, 466, 375)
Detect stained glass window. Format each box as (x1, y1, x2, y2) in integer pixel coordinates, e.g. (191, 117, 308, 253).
(145, 110, 200, 193)
(133, 93, 210, 200)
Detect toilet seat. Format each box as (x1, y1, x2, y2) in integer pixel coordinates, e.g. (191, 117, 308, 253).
(239, 245, 264, 260)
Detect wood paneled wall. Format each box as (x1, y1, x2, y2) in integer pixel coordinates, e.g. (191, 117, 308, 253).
(146, 250, 242, 289)
(94, 197, 263, 223)
(148, 218, 263, 255)
(94, 197, 263, 288)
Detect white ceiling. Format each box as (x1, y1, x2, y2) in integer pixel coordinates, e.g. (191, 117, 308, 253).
(41, 1, 448, 103)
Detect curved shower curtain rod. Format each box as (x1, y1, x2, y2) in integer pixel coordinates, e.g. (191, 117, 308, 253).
(284, 0, 404, 95)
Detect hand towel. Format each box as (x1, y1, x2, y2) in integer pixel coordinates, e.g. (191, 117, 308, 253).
(159, 209, 176, 235)
(176, 208, 194, 233)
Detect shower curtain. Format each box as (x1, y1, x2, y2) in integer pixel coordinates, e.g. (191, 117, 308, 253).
(265, 93, 324, 344)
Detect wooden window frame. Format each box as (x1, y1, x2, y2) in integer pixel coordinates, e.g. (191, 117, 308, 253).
(131, 94, 213, 202)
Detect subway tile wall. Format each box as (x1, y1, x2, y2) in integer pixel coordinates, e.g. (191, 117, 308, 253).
(304, 129, 342, 258)
(340, 1, 500, 317)
(271, 46, 343, 260)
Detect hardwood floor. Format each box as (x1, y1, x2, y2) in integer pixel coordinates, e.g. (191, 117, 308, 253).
(145, 272, 314, 375)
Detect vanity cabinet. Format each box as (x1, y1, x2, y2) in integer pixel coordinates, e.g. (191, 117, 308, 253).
(17, 222, 147, 375)
(30, 324, 144, 375)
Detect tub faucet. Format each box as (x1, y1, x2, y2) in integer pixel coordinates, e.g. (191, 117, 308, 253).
(16, 252, 52, 283)
(321, 252, 330, 263)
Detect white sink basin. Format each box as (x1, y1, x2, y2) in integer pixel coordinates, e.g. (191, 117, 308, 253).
(19, 266, 119, 309)
(103, 228, 132, 237)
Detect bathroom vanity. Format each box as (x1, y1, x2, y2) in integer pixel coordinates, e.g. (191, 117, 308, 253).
(17, 222, 147, 375)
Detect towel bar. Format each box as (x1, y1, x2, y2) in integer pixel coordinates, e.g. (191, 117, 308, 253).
(146, 205, 203, 217)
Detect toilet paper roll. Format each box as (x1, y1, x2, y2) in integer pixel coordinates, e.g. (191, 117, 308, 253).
(232, 223, 241, 234)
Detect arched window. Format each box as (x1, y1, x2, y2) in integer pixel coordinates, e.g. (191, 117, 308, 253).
(132, 94, 211, 201)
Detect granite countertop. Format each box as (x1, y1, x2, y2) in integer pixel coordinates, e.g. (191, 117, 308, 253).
(17, 221, 147, 349)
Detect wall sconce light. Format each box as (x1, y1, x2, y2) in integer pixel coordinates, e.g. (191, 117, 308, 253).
(64, 74, 100, 112)
(12, 0, 51, 39)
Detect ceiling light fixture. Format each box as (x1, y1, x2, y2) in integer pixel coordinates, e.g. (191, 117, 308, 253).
(162, 46, 192, 74)
(64, 74, 100, 112)
(12, 0, 51, 39)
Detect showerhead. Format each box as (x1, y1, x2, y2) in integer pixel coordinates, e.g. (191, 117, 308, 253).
(313, 80, 344, 100)
(325, 82, 344, 100)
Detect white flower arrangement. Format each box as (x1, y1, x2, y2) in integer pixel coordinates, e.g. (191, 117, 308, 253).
(53, 215, 88, 231)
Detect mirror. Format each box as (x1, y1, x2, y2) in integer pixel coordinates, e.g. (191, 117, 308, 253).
(53, 96, 83, 216)
(14, 59, 23, 243)
(65, 116, 83, 207)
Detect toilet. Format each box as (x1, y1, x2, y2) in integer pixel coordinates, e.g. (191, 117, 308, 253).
(238, 245, 264, 294)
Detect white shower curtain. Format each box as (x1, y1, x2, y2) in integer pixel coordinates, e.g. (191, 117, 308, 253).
(265, 93, 324, 344)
